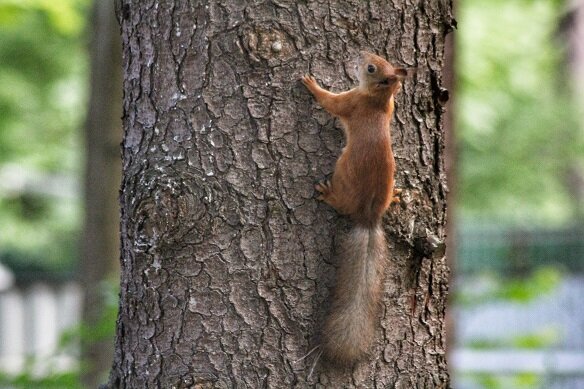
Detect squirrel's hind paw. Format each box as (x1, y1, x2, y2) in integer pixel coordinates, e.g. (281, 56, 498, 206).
(315, 180, 333, 200)
(392, 188, 402, 203)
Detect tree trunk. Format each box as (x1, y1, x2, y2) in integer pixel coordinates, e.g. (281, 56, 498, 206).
(443, 6, 457, 369)
(561, 0, 584, 218)
(81, 0, 122, 386)
(109, 1, 453, 387)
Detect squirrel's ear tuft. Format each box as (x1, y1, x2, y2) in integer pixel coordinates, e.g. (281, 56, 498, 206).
(394, 68, 409, 79)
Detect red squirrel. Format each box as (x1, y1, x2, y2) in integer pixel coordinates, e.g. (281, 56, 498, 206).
(302, 51, 407, 366)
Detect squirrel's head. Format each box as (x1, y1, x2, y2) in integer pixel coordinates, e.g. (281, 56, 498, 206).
(357, 51, 407, 95)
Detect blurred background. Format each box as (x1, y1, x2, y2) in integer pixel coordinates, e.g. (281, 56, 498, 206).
(0, 1, 120, 387)
(0, 0, 583, 388)
(452, 0, 584, 388)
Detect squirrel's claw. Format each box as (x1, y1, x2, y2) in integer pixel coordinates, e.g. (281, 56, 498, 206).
(315, 180, 332, 200)
(391, 188, 402, 204)
(302, 74, 318, 88)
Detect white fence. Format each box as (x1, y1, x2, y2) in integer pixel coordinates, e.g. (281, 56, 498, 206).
(0, 282, 81, 374)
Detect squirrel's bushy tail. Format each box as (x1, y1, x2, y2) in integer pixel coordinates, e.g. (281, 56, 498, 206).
(323, 224, 387, 366)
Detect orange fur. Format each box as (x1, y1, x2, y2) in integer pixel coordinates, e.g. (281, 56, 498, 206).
(302, 52, 406, 365)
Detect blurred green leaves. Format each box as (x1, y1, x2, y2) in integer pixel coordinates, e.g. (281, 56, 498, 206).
(466, 327, 560, 350)
(497, 267, 562, 302)
(0, 0, 88, 171)
(0, 0, 87, 35)
(0, 0, 88, 269)
(456, 266, 563, 305)
(469, 372, 539, 389)
(457, 0, 584, 223)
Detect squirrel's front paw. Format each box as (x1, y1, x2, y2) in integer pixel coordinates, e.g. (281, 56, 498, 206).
(315, 179, 332, 200)
(302, 74, 318, 89)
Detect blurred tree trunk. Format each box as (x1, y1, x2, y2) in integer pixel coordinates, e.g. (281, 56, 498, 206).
(563, 0, 584, 93)
(561, 0, 584, 218)
(109, 1, 453, 387)
(443, 4, 457, 368)
(80, 0, 122, 387)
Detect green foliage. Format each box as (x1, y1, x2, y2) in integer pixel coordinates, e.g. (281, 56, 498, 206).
(0, 369, 82, 389)
(457, 0, 584, 224)
(0, 0, 88, 269)
(456, 266, 562, 305)
(512, 328, 559, 349)
(496, 267, 561, 302)
(0, 0, 87, 35)
(468, 372, 540, 389)
(0, 0, 88, 169)
(466, 327, 560, 350)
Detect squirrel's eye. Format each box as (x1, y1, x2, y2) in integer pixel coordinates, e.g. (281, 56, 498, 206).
(367, 64, 376, 73)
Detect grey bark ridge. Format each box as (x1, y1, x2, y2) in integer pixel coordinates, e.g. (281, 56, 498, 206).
(110, 1, 454, 388)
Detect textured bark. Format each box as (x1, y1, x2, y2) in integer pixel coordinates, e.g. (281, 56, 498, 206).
(80, 0, 122, 387)
(110, 1, 453, 388)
